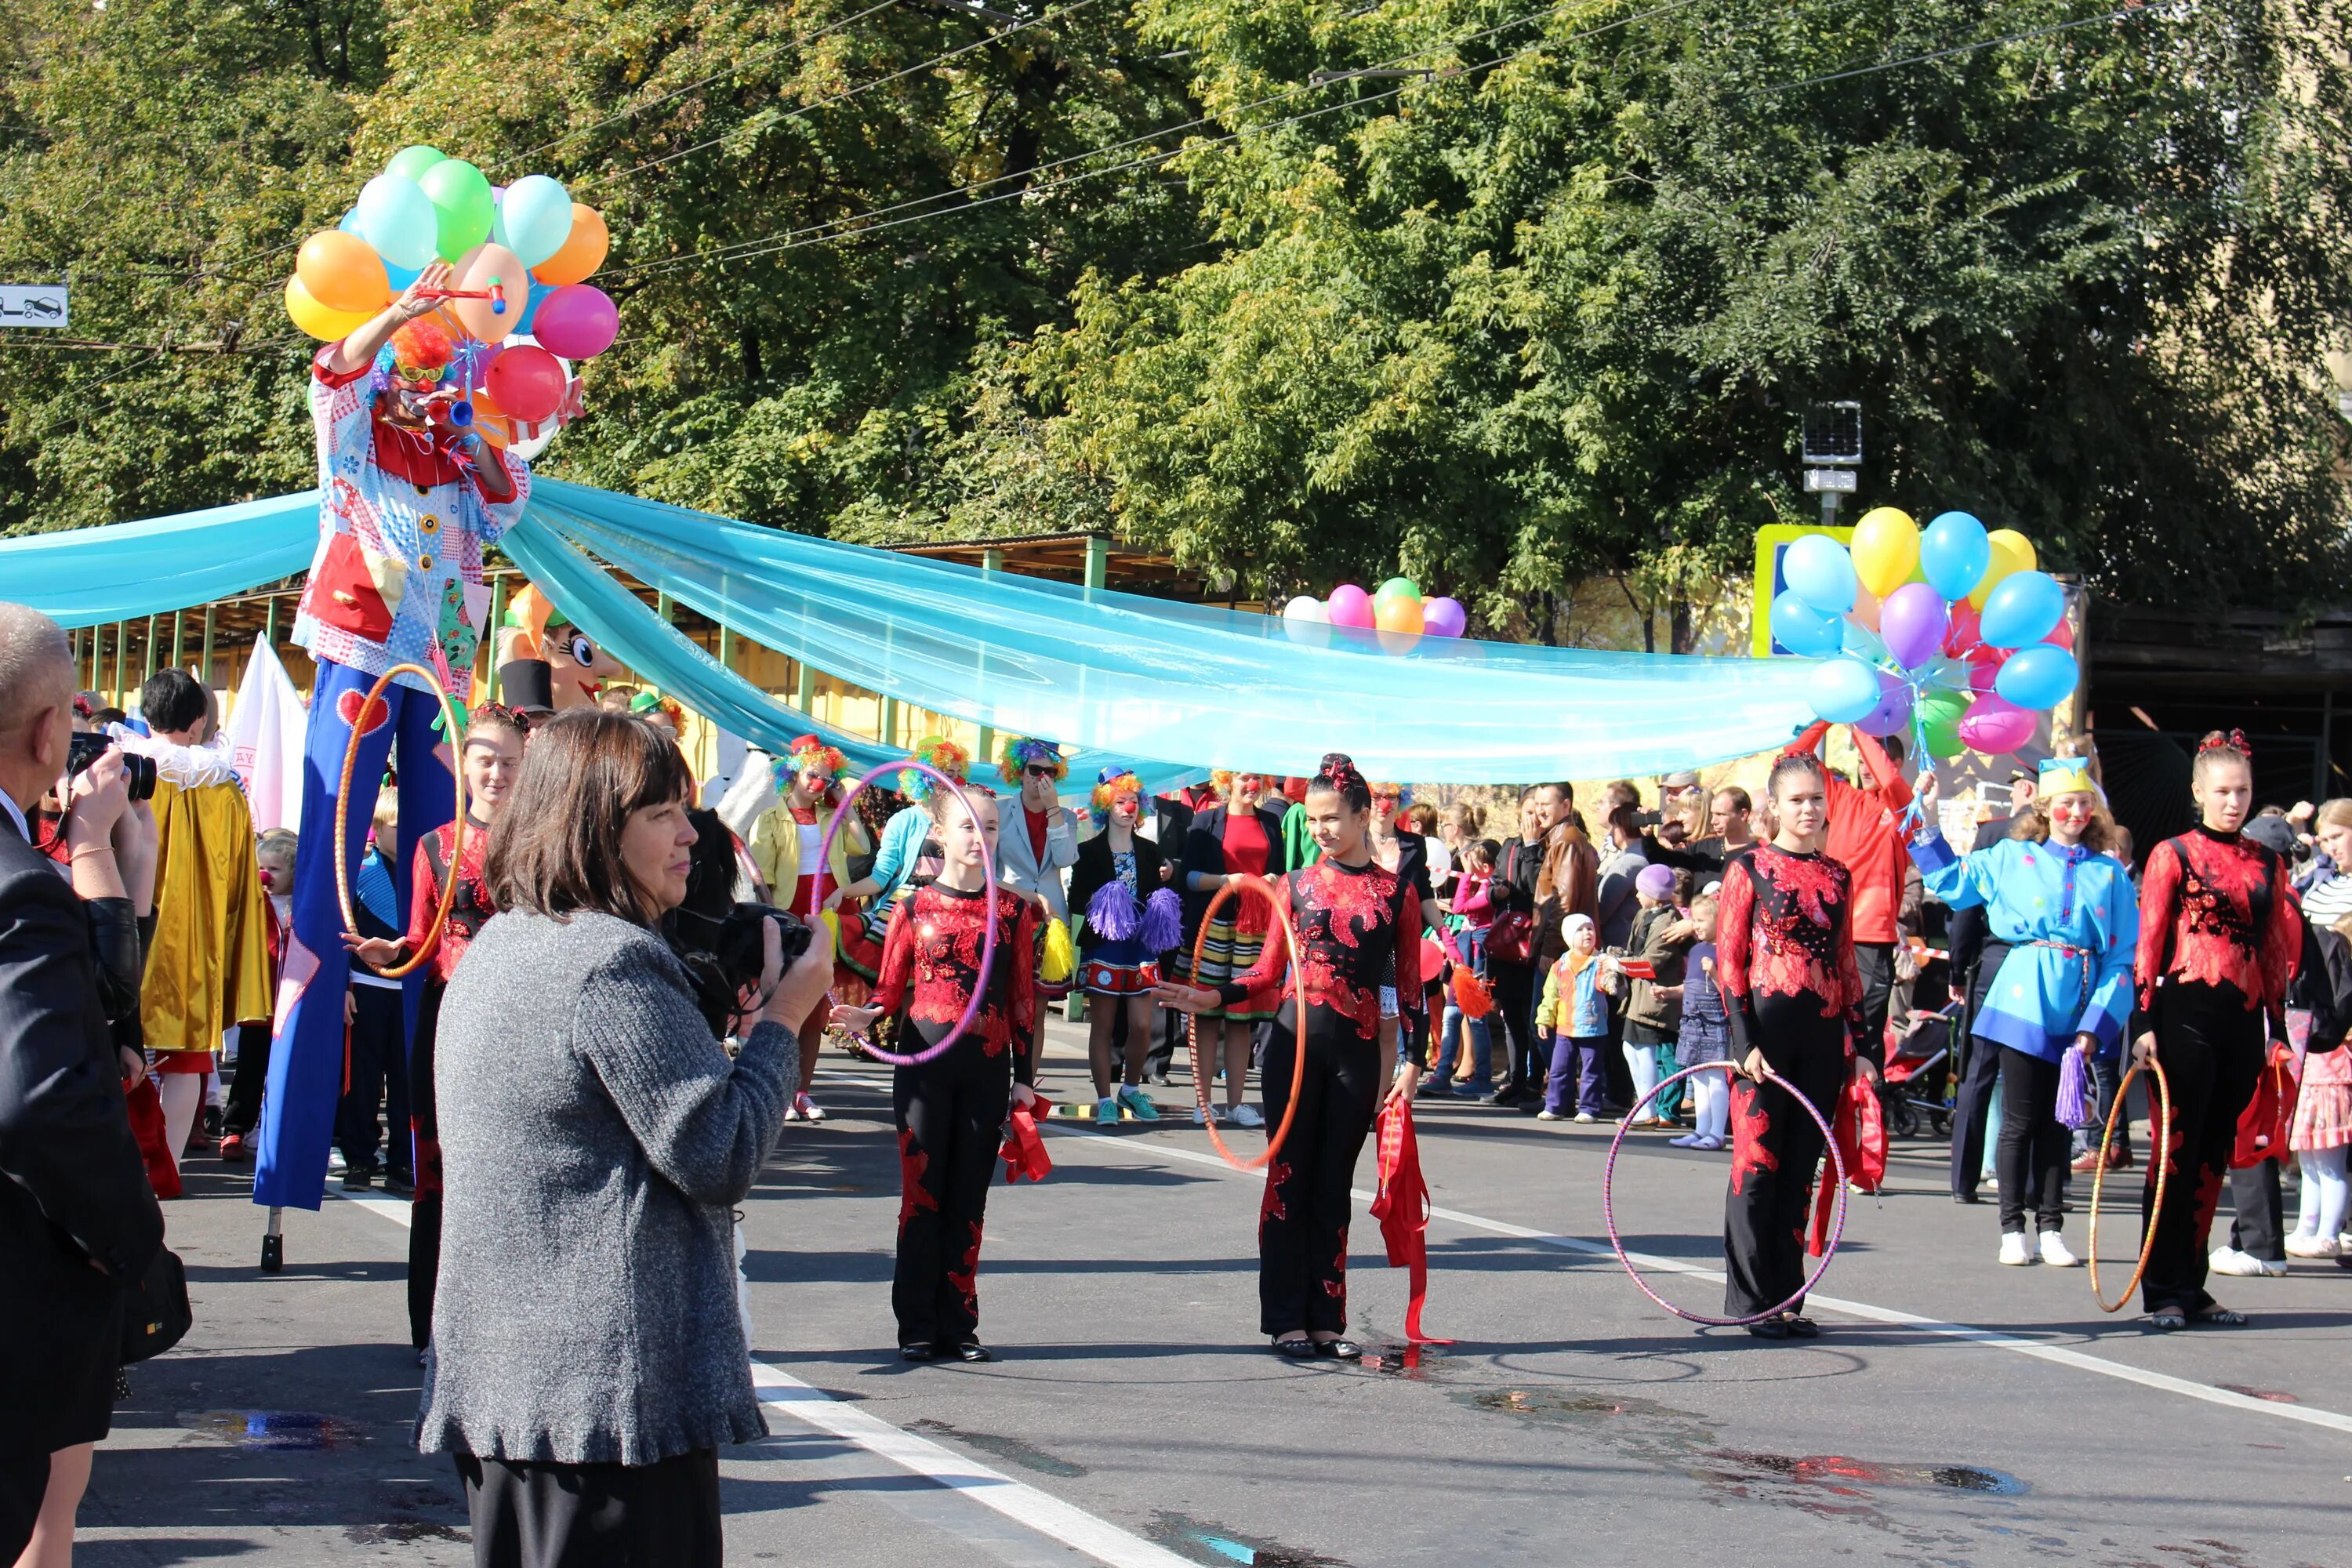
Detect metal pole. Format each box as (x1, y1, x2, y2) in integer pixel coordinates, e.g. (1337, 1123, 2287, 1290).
(795, 659, 814, 713)
(141, 614, 157, 687)
(975, 547, 1002, 764)
(263, 594, 278, 650)
(487, 572, 510, 703)
(882, 695, 899, 749)
(1083, 536, 1109, 593)
(112, 619, 128, 702)
(171, 608, 185, 673)
(719, 623, 735, 671)
(657, 590, 673, 625)
(200, 604, 216, 688)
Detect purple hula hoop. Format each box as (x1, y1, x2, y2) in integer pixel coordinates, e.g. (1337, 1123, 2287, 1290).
(1599, 1061, 1849, 1327)
(816, 759, 999, 1067)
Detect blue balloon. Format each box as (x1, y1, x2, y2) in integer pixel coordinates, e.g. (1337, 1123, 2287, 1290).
(1980, 568, 2065, 648)
(1919, 511, 1991, 601)
(512, 277, 554, 336)
(500, 175, 575, 270)
(1840, 619, 1887, 661)
(1807, 655, 1884, 724)
(1782, 534, 1857, 614)
(354, 173, 439, 270)
(384, 261, 421, 292)
(1994, 643, 2079, 711)
(1771, 590, 1844, 657)
(337, 207, 362, 234)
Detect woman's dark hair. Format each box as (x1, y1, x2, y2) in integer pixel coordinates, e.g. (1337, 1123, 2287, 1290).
(1308, 752, 1372, 813)
(486, 709, 695, 923)
(1605, 803, 1643, 847)
(140, 668, 208, 735)
(1767, 750, 1828, 799)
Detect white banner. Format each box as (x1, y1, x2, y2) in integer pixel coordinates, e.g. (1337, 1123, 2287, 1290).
(224, 635, 307, 835)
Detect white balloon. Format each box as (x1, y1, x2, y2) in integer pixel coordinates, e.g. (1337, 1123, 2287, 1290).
(1283, 594, 1329, 623)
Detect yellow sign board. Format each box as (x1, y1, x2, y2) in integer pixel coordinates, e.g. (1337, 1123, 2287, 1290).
(1750, 522, 1855, 658)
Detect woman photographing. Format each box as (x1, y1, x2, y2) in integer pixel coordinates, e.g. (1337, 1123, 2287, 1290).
(420, 709, 834, 1563)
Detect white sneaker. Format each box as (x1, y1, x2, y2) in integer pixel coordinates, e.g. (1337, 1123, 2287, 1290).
(1536, 1109, 1562, 1122)
(1998, 1232, 2033, 1266)
(2038, 1230, 2080, 1268)
(1192, 1105, 1210, 1127)
(2285, 1232, 2341, 1259)
(794, 1092, 826, 1123)
(782, 1101, 803, 1123)
(1230, 1103, 1265, 1129)
(2210, 1247, 2288, 1278)
(1573, 1111, 1595, 1123)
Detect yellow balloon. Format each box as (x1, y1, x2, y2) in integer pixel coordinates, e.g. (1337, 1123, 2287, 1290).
(284, 274, 375, 342)
(1849, 506, 1919, 599)
(1969, 528, 2038, 609)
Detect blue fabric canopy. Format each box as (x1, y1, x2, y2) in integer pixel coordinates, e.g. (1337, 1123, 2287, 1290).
(0, 491, 318, 629)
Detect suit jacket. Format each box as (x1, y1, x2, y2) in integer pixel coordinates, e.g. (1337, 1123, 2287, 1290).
(1181, 802, 1290, 937)
(0, 815, 165, 1454)
(1067, 829, 1169, 947)
(996, 800, 1078, 923)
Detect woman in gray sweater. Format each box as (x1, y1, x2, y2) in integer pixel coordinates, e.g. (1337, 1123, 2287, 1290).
(419, 709, 833, 1566)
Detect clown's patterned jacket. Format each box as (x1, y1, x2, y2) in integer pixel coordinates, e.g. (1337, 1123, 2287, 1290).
(295, 346, 531, 699)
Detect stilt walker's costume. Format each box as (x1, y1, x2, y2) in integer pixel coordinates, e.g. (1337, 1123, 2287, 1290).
(1715, 842, 1864, 1319)
(2133, 795, 2302, 1316)
(256, 329, 529, 1212)
(1211, 857, 1422, 1335)
(870, 882, 1042, 1349)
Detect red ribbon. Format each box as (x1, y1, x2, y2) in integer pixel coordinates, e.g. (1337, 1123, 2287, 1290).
(1371, 1098, 1452, 1345)
(1809, 1070, 1886, 1258)
(1000, 1094, 1054, 1184)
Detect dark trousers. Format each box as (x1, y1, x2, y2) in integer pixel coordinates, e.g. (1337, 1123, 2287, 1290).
(223, 1018, 272, 1140)
(1490, 960, 1538, 1097)
(337, 984, 411, 1176)
(1995, 1047, 2071, 1232)
(2078, 1051, 2132, 1158)
(891, 1041, 1010, 1348)
(1544, 1035, 1609, 1116)
(2142, 985, 2265, 1314)
(1601, 1000, 1634, 1112)
(1723, 1000, 1846, 1319)
(409, 983, 445, 1348)
(1948, 946, 2010, 1196)
(456, 1448, 720, 1568)
(1258, 1015, 1380, 1336)
(2227, 1160, 2285, 1261)
(1853, 941, 1896, 1067)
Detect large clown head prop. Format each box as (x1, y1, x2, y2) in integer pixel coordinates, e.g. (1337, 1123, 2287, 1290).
(495, 582, 630, 713)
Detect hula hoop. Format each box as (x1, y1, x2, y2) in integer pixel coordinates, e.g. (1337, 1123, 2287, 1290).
(2088, 1055, 2171, 1314)
(1599, 1060, 1849, 1327)
(818, 760, 997, 1067)
(334, 662, 466, 982)
(1182, 874, 1307, 1171)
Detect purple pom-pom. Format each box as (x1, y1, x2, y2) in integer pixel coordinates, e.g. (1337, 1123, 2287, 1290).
(1141, 887, 1183, 954)
(1087, 879, 1139, 942)
(2055, 1046, 2092, 1129)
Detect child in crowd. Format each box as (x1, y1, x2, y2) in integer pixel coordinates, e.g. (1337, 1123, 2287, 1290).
(1671, 893, 1729, 1149)
(2287, 913, 2352, 1257)
(1432, 839, 1498, 1097)
(1536, 913, 1609, 1122)
(1621, 863, 1693, 1127)
(219, 829, 298, 1163)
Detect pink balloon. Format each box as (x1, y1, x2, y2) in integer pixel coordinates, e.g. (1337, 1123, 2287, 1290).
(1958, 692, 2037, 754)
(1327, 584, 1374, 629)
(1422, 596, 1467, 638)
(1878, 583, 1949, 670)
(532, 284, 619, 359)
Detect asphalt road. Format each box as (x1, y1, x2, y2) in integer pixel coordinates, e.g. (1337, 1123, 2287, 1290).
(81, 1018, 2352, 1568)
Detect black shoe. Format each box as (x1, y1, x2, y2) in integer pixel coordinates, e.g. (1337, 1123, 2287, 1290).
(2146, 1310, 2187, 1333)
(1952, 1191, 1981, 1205)
(1486, 1087, 1525, 1106)
(951, 1341, 995, 1363)
(1783, 1315, 1820, 1338)
(900, 1342, 939, 1362)
(1312, 1338, 1363, 1360)
(383, 1169, 416, 1196)
(341, 1164, 376, 1192)
(1517, 1098, 1544, 1116)
(1272, 1337, 1317, 1359)
(1745, 1318, 1790, 1339)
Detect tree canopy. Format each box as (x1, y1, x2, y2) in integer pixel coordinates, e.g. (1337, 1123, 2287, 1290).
(2, 0, 2344, 640)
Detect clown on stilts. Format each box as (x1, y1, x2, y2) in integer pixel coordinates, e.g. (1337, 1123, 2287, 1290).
(253, 263, 532, 1243)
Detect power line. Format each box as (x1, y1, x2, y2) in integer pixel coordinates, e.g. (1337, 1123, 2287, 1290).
(1766, 2, 2147, 92)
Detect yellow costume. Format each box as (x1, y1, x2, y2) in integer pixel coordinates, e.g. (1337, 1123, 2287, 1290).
(140, 760, 274, 1059)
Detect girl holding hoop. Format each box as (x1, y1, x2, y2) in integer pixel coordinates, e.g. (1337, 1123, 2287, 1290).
(1716, 750, 1875, 1339)
(2130, 731, 2303, 1330)
(833, 786, 1042, 1363)
(1908, 755, 2137, 1269)
(1158, 755, 1424, 1360)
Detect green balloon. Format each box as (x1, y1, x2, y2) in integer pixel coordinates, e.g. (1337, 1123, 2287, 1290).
(418, 158, 495, 262)
(385, 144, 446, 183)
(1375, 576, 1421, 604)
(1918, 691, 1969, 760)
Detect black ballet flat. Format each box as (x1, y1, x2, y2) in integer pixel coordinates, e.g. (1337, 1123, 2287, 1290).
(1312, 1338, 1363, 1360)
(899, 1342, 939, 1362)
(951, 1341, 996, 1363)
(1745, 1318, 1790, 1340)
(2145, 1310, 2188, 1333)
(1272, 1337, 1317, 1359)
(1782, 1315, 1820, 1339)
(2191, 1307, 2249, 1328)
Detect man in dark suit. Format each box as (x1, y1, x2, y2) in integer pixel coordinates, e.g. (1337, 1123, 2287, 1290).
(0, 602, 165, 1563)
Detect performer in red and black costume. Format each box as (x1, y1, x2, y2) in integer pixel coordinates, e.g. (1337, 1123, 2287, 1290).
(1160, 754, 1423, 1360)
(835, 786, 1041, 1363)
(344, 704, 528, 1353)
(2130, 731, 2303, 1330)
(1715, 748, 1874, 1339)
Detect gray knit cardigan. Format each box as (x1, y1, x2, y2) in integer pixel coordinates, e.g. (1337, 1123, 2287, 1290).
(417, 909, 797, 1465)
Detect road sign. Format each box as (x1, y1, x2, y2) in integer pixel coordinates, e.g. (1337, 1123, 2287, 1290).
(1803, 468, 1858, 493)
(0, 285, 68, 328)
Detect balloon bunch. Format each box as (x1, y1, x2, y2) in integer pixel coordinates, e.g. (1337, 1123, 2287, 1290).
(1281, 579, 1468, 650)
(1772, 508, 2076, 760)
(285, 145, 619, 458)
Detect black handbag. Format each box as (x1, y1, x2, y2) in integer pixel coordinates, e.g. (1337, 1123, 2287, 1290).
(120, 1245, 192, 1364)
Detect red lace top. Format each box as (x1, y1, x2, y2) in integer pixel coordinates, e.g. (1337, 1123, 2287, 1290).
(2134, 826, 2301, 1028)
(405, 817, 495, 984)
(873, 882, 1042, 1082)
(1218, 857, 1425, 1063)
(1715, 842, 1864, 1055)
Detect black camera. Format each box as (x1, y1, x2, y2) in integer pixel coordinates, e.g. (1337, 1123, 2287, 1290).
(67, 731, 157, 803)
(708, 902, 815, 996)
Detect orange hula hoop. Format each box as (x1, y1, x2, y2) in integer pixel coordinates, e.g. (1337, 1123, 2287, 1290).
(333, 662, 468, 982)
(1185, 874, 1306, 1172)
(2087, 1055, 2171, 1314)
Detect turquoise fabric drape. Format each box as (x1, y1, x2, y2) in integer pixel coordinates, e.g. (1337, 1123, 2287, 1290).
(0, 492, 319, 630)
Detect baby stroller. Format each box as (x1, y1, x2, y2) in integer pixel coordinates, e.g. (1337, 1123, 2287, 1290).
(1882, 1003, 1958, 1139)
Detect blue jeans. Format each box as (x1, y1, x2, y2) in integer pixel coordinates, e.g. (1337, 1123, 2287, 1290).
(1436, 930, 1493, 1089)
(1545, 1033, 1610, 1116)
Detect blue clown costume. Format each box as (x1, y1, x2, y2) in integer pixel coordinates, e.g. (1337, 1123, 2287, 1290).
(1907, 757, 2137, 1247)
(253, 339, 531, 1214)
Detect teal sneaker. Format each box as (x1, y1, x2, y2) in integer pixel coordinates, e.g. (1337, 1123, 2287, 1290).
(1118, 1085, 1160, 1122)
(1095, 1095, 1122, 1124)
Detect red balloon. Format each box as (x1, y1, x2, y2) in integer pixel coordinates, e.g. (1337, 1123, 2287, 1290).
(2043, 617, 2076, 652)
(485, 343, 567, 423)
(1944, 599, 1982, 658)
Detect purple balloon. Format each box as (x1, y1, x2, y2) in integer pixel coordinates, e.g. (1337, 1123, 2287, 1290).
(1327, 584, 1374, 629)
(532, 284, 619, 359)
(1422, 596, 1467, 638)
(1854, 672, 1913, 737)
(1878, 581, 1951, 670)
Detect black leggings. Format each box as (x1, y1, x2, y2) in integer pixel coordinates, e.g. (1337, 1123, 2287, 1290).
(1723, 996, 1846, 1319)
(456, 1448, 720, 1568)
(1994, 1047, 2071, 1233)
(1258, 1007, 1381, 1336)
(892, 1037, 1012, 1347)
(2143, 982, 2265, 1314)
(1490, 960, 1539, 1095)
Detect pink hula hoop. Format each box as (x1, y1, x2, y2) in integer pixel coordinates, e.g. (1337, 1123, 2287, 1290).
(1598, 1061, 1849, 1327)
(818, 760, 998, 1067)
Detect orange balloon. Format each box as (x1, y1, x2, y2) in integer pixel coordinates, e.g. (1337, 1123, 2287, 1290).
(531, 205, 608, 286)
(450, 242, 525, 343)
(1850, 584, 1882, 633)
(469, 387, 518, 448)
(1374, 594, 1425, 637)
(296, 230, 391, 314)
